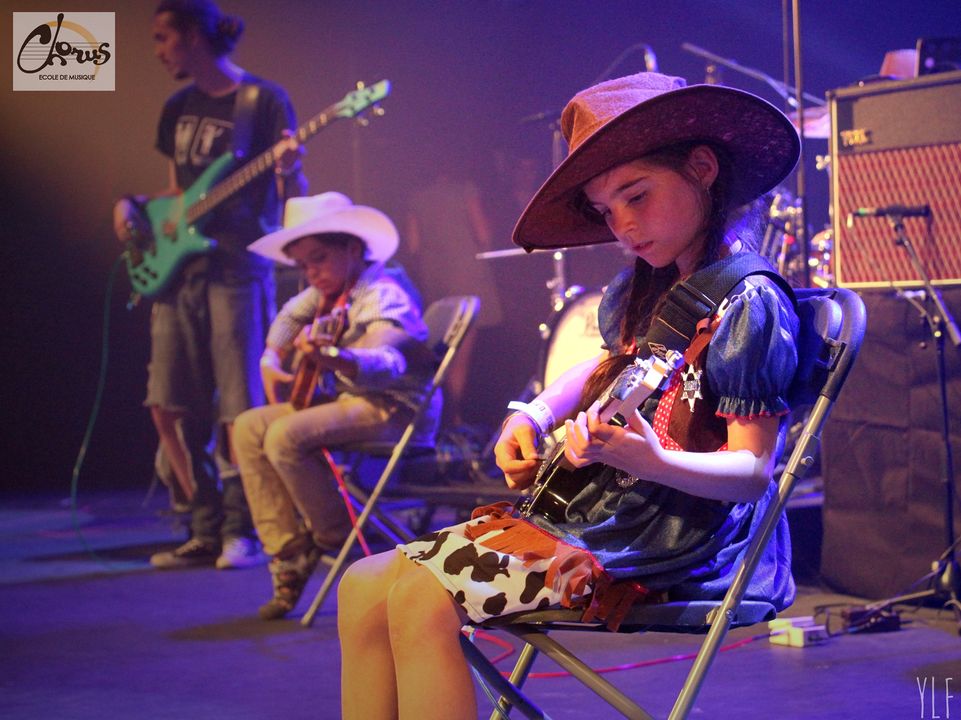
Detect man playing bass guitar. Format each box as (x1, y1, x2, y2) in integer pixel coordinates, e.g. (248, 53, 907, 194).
(232, 192, 441, 621)
(112, 0, 305, 570)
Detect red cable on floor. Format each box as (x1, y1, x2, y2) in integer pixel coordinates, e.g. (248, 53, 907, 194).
(322, 448, 372, 556)
(514, 632, 771, 680)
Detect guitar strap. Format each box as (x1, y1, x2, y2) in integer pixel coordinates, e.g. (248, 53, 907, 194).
(640, 252, 796, 361)
(232, 81, 260, 161)
(642, 252, 797, 453)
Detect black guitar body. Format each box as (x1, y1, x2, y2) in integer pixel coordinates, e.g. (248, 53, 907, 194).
(518, 455, 597, 524)
(518, 352, 681, 523)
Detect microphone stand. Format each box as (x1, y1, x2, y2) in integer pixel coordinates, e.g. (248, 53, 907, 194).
(789, 0, 811, 288)
(868, 213, 961, 633)
(680, 42, 824, 108)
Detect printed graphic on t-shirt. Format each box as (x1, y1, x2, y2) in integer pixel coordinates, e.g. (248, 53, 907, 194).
(173, 115, 233, 168)
(173, 116, 197, 165)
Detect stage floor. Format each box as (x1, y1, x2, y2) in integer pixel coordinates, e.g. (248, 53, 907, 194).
(1, 489, 958, 719)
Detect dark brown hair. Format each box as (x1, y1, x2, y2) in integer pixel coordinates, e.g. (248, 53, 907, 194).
(577, 141, 765, 408)
(155, 0, 244, 56)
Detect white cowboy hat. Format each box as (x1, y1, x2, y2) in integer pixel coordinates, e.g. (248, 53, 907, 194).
(248, 192, 399, 265)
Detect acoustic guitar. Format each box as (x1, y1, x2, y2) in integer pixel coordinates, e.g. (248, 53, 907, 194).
(288, 302, 350, 410)
(125, 80, 390, 299)
(518, 350, 684, 523)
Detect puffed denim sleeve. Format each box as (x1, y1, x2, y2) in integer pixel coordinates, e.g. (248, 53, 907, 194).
(706, 280, 799, 418)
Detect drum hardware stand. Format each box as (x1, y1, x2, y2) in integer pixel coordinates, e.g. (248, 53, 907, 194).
(474, 245, 589, 465)
(788, 0, 811, 287)
(761, 190, 804, 277)
(850, 209, 961, 633)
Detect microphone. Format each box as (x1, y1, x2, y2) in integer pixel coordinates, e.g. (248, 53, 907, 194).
(846, 204, 930, 227)
(642, 44, 658, 72)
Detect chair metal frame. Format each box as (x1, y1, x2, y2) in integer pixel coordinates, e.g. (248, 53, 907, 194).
(301, 294, 480, 627)
(460, 286, 867, 720)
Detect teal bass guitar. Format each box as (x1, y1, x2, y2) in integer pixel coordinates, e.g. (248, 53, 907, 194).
(125, 80, 391, 299)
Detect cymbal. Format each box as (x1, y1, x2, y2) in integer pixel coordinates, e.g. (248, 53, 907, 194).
(788, 105, 830, 139)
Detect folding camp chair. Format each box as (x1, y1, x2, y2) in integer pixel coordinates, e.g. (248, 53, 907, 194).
(300, 294, 480, 627)
(460, 286, 867, 720)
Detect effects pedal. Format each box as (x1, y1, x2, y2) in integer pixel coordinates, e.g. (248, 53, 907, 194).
(768, 616, 829, 647)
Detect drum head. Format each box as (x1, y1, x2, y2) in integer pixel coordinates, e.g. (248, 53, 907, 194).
(542, 290, 604, 387)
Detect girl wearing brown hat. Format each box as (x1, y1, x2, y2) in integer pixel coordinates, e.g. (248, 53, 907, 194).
(337, 72, 802, 719)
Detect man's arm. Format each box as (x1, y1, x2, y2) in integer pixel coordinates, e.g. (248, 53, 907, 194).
(113, 161, 181, 244)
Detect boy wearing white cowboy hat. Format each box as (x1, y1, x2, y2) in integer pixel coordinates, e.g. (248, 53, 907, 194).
(337, 71, 803, 718)
(233, 192, 440, 620)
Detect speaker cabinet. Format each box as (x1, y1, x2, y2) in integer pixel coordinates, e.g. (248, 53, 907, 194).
(820, 288, 961, 599)
(829, 70, 961, 288)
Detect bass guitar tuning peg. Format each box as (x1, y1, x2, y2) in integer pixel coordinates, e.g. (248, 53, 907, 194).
(371, 104, 386, 117)
(355, 116, 370, 127)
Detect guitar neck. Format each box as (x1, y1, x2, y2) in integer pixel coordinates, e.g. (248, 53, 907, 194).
(185, 82, 389, 224)
(598, 351, 684, 424)
(185, 106, 338, 224)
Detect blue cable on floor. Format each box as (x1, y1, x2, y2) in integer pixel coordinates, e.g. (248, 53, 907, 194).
(69, 253, 126, 569)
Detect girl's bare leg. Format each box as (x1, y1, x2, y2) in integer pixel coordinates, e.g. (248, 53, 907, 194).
(339, 549, 478, 719)
(387, 562, 477, 720)
(339, 550, 411, 719)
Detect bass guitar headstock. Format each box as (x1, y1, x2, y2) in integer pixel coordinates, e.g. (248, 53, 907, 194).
(334, 80, 391, 122)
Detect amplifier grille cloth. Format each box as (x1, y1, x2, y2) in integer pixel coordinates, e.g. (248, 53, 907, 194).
(835, 141, 961, 287)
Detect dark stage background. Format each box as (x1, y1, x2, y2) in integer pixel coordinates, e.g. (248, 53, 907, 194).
(1, 0, 957, 496)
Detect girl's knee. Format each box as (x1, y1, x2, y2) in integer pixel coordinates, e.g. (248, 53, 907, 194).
(338, 552, 404, 629)
(386, 566, 464, 648)
(339, 555, 383, 604)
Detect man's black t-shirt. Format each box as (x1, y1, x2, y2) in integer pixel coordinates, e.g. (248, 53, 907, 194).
(156, 73, 297, 283)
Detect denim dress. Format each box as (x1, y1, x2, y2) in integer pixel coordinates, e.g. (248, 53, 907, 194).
(530, 264, 801, 609)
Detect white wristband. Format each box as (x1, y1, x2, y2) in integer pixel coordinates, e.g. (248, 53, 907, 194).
(506, 399, 555, 437)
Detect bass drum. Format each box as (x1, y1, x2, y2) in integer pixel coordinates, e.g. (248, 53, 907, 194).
(541, 289, 605, 388)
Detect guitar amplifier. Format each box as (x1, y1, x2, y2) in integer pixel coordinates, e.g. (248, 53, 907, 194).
(829, 70, 961, 288)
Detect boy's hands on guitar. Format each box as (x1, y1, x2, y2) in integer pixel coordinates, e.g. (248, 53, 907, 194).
(292, 326, 357, 373)
(260, 347, 294, 404)
(494, 414, 543, 490)
(564, 402, 663, 475)
(293, 324, 336, 355)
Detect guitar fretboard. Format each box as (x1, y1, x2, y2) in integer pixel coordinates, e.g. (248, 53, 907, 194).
(185, 81, 389, 224)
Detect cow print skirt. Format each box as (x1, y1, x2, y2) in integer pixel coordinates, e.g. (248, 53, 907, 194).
(397, 510, 595, 623)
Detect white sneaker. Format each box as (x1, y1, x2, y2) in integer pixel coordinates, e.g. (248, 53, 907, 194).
(215, 536, 268, 570)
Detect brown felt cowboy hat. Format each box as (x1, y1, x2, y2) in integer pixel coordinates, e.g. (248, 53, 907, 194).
(512, 72, 801, 251)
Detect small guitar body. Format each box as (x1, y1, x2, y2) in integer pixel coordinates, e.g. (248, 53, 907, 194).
(519, 350, 683, 522)
(289, 304, 350, 410)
